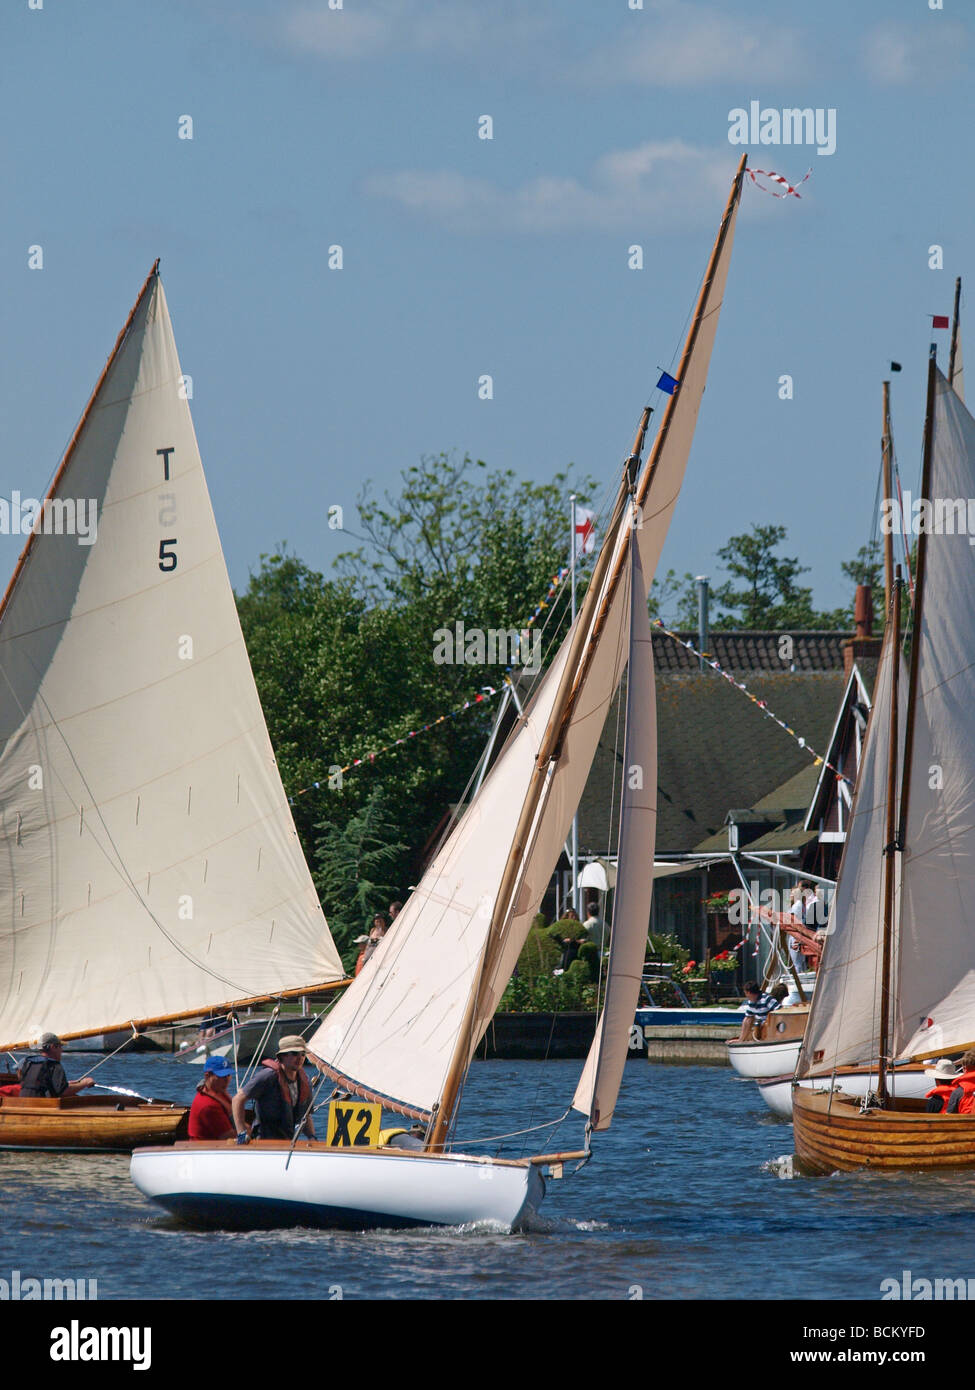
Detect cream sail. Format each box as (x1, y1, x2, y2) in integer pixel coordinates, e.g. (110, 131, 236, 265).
(0, 268, 344, 1050)
(572, 530, 656, 1130)
(307, 161, 744, 1128)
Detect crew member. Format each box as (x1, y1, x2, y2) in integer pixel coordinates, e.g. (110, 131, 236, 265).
(232, 1035, 315, 1142)
(732, 982, 781, 1043)
(188, 1055, 236, 1139)
(18, 1034, 94, 1098)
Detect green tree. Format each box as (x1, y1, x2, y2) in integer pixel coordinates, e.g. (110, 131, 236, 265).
(710, 524, 848, 629)
(314, 789, 409, 966)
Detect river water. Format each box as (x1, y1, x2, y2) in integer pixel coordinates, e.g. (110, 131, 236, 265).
(1, 1053, 972, 1303)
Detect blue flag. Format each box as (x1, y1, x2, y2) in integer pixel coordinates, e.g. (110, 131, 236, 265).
(656, 371, 679, 395)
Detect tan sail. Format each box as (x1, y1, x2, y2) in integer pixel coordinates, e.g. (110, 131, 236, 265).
(896, 371, 975, 1058)
(572, 528, 656, 1131)
(0, 269, 344, 1050)
(307, 157, 746, 1123)
(797, 631, 903, 1077)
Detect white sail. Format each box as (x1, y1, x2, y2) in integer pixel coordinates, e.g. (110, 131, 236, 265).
(0, 272, 344, 1047)
(573, 530, 656, 1130)
(798, 632, 903, 1077)
(897, 372, 975, 1056)
(308, 167, 744, 1120)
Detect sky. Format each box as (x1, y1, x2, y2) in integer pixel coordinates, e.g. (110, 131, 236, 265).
(2, 0, 972, 614)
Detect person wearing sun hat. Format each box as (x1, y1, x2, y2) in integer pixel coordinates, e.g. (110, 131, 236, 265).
(231, 1035, 315, 1142)
(925, 1057, 963, 1113)
(188, 1054, 236, 1140)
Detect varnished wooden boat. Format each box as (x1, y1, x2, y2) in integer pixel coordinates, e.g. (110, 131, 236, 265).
(0, 1076, 188, 1151)
(793, 1085, 975, 1174)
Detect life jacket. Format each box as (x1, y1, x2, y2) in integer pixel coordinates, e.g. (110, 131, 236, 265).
(260, 1058, 311, 1114)
(925, 1083, 957, 1113)
(949, 1070, 975, 1115)
(17, 1054, 62, 1098)
(0, 1084, 20, 1096)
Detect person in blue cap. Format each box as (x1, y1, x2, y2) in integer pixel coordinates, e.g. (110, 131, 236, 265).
(187, 1055, 236, 1140)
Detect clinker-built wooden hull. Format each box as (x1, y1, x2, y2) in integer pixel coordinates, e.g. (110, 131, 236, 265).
(793, 1085, 975, 1174)
(0, 1093, 189, 1151)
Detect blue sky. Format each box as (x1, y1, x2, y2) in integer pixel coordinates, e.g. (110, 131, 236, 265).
(2, 0, 972, 613)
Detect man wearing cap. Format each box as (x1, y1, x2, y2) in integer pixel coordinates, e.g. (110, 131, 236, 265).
(231, 1036, 315, 1142)
(188, 1055, 236, 1140)
(18, 1034, 94, 1099)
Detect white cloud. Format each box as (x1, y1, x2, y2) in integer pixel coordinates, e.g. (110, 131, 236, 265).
(365, 141, 754, 234)
(579, 1, 809, 87)
(283, 0, 552, 62)
(862, 20, 969, 85)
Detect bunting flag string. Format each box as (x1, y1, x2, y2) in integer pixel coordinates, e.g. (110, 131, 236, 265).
(747, 166, 811, 199)
(285, 565, 572, 802)
(650, 617, 852, 788)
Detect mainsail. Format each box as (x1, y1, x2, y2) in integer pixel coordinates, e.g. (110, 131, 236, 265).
(897, 372, 975, 1057)
(308, 158, 746, 1124)
(797, 631, 903, 1076)
(0, 269, 344, 1048)
(801, 370, 975, 1073)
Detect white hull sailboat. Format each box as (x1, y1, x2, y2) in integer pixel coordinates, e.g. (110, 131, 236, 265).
(131, 159, 751, 1231)
(131, 1142, 545, 1230)
(0, 265, 347, 1149)
(757, 1065, 933, 1119)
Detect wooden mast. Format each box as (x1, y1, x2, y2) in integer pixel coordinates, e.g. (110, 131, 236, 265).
(425, 156, 748, 1151)
(881, 381, 894, 616)
(949, 276, 962, 389)
(875, 349, 938, 1100)
(897, 350, 937, 850)
(876, 566, 902, 1106)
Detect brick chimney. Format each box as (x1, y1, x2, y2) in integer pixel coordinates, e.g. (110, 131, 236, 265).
(843, 584, 882, 677)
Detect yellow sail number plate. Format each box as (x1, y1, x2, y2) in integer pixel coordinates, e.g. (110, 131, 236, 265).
(326, 1100, 381, 1148)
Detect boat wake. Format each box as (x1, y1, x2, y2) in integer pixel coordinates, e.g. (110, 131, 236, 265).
(763, 1153, 799, 1180)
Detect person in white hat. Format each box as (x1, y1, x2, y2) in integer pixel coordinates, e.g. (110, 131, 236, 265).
(231, 1035, 315, 1142)
(925, 1057, 962, 1113)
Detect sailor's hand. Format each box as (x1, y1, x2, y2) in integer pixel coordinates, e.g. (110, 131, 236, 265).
(77, 1077, 94, 1090)
(235, 1131, 250, 1145)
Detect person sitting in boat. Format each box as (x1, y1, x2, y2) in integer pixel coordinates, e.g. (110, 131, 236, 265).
(944, 1049, 975, 1114)
(732, 982, 781, 1043)
(925, 1058, 963, 1112)
(231, 1035, 315, 1142)
(188, 1055, 236, 1140)
(17, 1034, 94, 1098)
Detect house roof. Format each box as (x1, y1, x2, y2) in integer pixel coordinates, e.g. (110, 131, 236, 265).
(577, 668, 847, 855)
(651, 630, 850, 673)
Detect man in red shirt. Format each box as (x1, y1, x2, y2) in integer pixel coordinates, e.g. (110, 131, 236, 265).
(187, 1055, 236, 1140)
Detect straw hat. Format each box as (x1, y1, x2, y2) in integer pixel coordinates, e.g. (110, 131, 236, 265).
(930, 1057, 962, 1082)
(276, 1035, 308, 1055)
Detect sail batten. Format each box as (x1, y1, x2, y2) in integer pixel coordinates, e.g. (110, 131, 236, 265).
(0, 273, 344, 1048)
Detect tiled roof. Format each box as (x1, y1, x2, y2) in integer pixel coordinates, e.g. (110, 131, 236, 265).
(651, 629, 850, 673)
(577, 669, 846, 855)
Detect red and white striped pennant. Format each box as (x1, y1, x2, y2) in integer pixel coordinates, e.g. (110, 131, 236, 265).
(747, 166, 811, 199)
